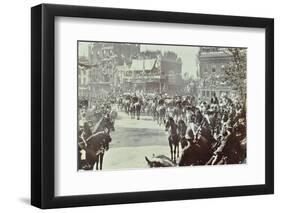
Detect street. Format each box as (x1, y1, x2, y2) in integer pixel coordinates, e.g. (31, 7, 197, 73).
(102, 110, 171, 170)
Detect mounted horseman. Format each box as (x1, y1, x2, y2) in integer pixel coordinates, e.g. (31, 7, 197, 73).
(78, 112, 114, 170)
(123, 94, 131, 114)
(156, 96, 166, 126)
(79, 128, 112, 170)
(165, 116, 180, 162)
(173, 97, 182, 123)
(129, 94, 138, 119)
(134, 95, 142, 120)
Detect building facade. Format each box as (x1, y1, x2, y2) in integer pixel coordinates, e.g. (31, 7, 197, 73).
(86, 42, 141, 97)
(119, 50, 183, 95)
(197, 47, 235, 100)
(161, 51, 183, 93)
(78, 56, 91, 99)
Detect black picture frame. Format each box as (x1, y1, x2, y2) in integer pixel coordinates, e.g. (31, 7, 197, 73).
(31, 3, 274, 209)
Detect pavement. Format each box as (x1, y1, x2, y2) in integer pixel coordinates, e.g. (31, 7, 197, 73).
(102, 111, 172, 170)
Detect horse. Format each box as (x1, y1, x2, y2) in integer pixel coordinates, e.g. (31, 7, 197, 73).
(178, 141, 202, 166)
(109, 109, 118, 127)
(123, 98, 131, 114)
(78, 115, 114, 170)
(129, 102, 136, 119)
(165, 116, 180, 162)
(178, 125, 213, 166)
(92, 115, 115, 133)
(83, 131, 112, 170)
(157, 105, 166, 126)
(178, 137, 213, 166)
(145, 154, 176, 168)
(134, 101, 142, 120)
(151, 102, 158, 121)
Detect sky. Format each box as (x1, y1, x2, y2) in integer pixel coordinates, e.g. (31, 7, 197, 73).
(78, 42, 199, 78)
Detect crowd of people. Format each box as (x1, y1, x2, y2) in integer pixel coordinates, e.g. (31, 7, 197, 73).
(78, 90, 247, 170)
(140, 92, 247, 166)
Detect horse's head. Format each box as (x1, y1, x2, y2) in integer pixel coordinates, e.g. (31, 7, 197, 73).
(102, 115, 115, 132)
(145, 156, 161, 168)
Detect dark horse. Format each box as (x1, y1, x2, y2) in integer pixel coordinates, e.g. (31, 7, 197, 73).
(130, 101, 142, 120)
(165, 116, 180, 162)
(129, 102, 135, 119)
(78, 116, 113, 171)
(83, 131, 112, 170)
(178, 125, 213, 166)
(134, 102, 142, 120)
(92, 114, 115, 133)
(157, 105, 166, 126)
(90, 115, 115, 170)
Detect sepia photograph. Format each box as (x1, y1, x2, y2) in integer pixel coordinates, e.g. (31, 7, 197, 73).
(30, 3, 274, 208)
(77, 41, 247, 171)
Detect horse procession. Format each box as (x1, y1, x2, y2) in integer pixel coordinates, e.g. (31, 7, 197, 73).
(78, 92, 247, 171)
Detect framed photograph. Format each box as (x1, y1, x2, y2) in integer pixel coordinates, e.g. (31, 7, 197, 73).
(31, 4, 274, 209)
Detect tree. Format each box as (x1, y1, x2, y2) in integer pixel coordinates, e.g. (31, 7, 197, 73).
(224, 48, 247, 99)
